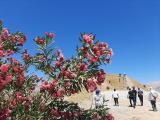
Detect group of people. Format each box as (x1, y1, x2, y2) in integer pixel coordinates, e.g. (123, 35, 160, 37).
(92, 87, 159, 112)
(127, 87, 143, 108)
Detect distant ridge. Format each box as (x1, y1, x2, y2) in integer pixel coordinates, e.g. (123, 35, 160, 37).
(149, 81, 160, 92)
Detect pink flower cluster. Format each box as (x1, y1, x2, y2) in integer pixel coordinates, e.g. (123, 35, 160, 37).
(41, 80, 65, 98)
(0, 28, 26, 57)
(35, 32, 55, 45)
(0, 64, 13, 91)
(91, 113, 114, 120)
(87, 78, 97, 92)
(80, 34, 113, 65)
(0, 57, 27, 92)
(85, 70, 106, 92)
(51, 108, 81, 120)
(55, 49, 64, 68)
(22, 49, 32, 62)
(45, 32, 55, 39)
(0, 108, 12, 120)
(35, 37, 45, 45)
(82, 34, 94, 45)
(96, 70, 106, 85)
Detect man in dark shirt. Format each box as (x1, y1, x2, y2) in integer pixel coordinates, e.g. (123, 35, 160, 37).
(128, 88, 133, 107)
(138, 88, 143, 106)
(132, 86, 137, 108)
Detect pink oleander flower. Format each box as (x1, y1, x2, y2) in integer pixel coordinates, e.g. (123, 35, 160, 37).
(7, 49, 14, 55)
(50, 79, 58, 89)
(0, 64, 10, 72)
(51, 109, 61, 118)
(88, 39, 93, 45)
(70, 73, 77, 79)
(57, 49, 61, 56)
(24, 100, 32, 112)
(80, 63, 87, 72)
(92, 112, 100, 120)
(97, 71, 106, 85)
(90, 57, 99, 64)
(66, 89, 71, 95)
(72, 89, 78, 94)
(93, 45, 99, 51)
(85, 52, 91, 59)
(95, 50, 101, 57)
(20, 35, 26, 44)
(74, 111, 81, 116)
(35, 37, 45, 45)
(108, 48, 113, 56)
(83, 34, 94, 45)
(0, 108, 12, 120)
(15, 92, 25, 102)
(65, 81, 71, 88)
(87, 79, 97, 92)
(0, 43, 3, 50)
(22, 50, 31, 61)
(23, 53, 31, 61)
(0, 50, 6, 57)
(59, 54, 64, 62)
(45, 32, 55, 39)
(41, 81, 50, 90)
(10, 99, 17, 108)
(16, 75, 25, 87)
(57, 88, 64, 98)
(105, 114, 114, 120)
(57, 49, 64, 62)
(55, 61, 61, 68)
(63, 112, 73, 120)
(64, 70, 71, 77)
(5, 74, 13, 83)
(2, 28, 10, 35)
(82, 46, 89, 52)
(49, 32, 55, 39)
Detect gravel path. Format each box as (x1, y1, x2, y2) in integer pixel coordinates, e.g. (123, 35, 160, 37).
(104, 91, 160, 120)
(68, 91, 160, 120)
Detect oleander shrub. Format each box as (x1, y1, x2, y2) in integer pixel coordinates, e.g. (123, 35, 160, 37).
(0, 20, 114, 120)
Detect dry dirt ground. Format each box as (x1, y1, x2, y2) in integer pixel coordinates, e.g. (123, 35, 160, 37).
(66, 91, 160, 120)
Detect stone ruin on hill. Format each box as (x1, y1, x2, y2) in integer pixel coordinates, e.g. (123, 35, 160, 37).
(103, 74, 149, 90)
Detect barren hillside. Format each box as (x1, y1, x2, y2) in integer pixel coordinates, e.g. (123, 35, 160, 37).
(103, 74, 149, 90)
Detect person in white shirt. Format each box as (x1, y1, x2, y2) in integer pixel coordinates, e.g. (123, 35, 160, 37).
(112, 89, 119, 106)
(91, 89, 105, 109)
(148, 87, 158, 111)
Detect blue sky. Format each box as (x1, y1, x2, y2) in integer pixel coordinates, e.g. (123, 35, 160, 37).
(0, 0, 160, 83)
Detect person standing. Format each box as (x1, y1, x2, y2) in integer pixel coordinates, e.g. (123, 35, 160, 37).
(148, 87, 158, 111)
(112, 89, 119, 106)
(132, 87, 137, 108)
(128, 88, 133, 107)
(91, 89, 105, 109)
(138, 88, 143, 106)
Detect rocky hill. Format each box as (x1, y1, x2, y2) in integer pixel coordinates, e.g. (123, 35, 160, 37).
(99, 74, 149, 91)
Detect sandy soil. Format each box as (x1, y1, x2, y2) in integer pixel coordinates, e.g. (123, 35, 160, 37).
(67, 91, 160, 120)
